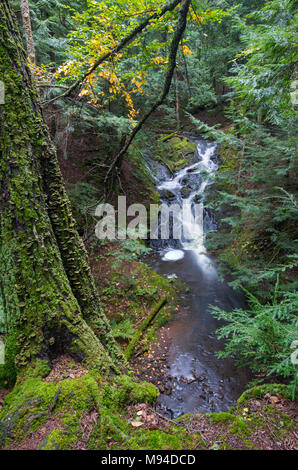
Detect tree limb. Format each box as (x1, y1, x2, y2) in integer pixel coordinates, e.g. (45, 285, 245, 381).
(43, 0, 181, 106)
(124, 296, 168, 360)
(104, 0, 191, 182)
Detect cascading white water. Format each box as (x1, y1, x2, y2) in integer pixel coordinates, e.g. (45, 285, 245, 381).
(158, 162, 199, 192)
(157, 141, 218, 276)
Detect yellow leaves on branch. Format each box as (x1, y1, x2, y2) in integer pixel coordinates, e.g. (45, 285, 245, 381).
(151, 56, 168, 65)
(188, 10, 205, 23)
(181, 44, 192, 56)
(28, 59, 52, 81)
(90, 40, 110, 55)
(89, 36, 119, 56)
(121, 86, 136, 119)
(131, 74, 147, 96)
(78, 72, 98, 103)
(55, 61, 79, 79)
(76, 67, 144, 120)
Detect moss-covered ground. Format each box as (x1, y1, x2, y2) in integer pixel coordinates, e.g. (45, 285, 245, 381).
(0, 371, 296, 450)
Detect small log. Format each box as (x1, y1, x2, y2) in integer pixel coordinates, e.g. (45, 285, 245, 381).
(124, 296, 168, 360)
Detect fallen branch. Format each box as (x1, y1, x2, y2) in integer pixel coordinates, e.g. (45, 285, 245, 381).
(124, 296, 168, 360)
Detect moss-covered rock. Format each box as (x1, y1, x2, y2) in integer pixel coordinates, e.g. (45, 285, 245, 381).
(238, 384, 296, 404)
(0, 370, 161, 449)
(151, 136, 197, 173)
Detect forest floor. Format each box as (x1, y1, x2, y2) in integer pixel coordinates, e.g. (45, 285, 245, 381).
(1, 353, 297, 450)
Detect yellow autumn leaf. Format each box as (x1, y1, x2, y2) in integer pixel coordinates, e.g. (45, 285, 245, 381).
(181, 44, 193, 55)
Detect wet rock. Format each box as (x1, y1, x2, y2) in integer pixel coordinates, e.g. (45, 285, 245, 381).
(194, 195, 203, 203)
(181, 187, 191, 198)
(186, 378, 196, 384)
(196, 374, 206, 382)
(158, 189, 176, 202)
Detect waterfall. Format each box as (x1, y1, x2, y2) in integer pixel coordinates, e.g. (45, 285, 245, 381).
(152, 139, 218, 276)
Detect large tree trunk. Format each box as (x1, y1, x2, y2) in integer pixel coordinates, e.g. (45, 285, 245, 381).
(0, 0, 124, 387)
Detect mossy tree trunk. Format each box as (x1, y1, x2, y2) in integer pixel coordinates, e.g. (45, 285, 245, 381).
(0, 0, 125, 387)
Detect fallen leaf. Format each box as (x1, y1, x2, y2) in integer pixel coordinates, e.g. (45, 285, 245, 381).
(269, 396, 280, 404)
(131, 421, 144, 428)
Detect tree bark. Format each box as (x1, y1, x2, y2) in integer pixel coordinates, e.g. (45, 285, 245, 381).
(0, 0, 125, 386)
(20, 0, 36, 64)
(181, 39, 191, 98)
(174, 69, 180, 130)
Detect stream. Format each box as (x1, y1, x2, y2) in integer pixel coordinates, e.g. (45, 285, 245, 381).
(144, 137, 251, 418)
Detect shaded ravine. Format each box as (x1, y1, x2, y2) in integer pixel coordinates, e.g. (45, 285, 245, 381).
(144, 137, 251, 418)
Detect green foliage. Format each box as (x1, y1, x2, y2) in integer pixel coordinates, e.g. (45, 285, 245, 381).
(225, 0, 297, 125)
(67, 182, 100, 217)
(23, 0, 87, 65)
(111, 319, 135, 341)
(96, 113, 135, 137)
(116, 238, 152, 262)
(0, 297, 4, 334)
(211, 275, 298, 387)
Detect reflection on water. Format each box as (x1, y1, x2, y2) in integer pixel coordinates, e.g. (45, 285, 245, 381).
(147, 250, 250, 418)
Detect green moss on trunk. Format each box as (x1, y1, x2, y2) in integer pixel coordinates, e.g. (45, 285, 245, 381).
(0, 0, 125, 385)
